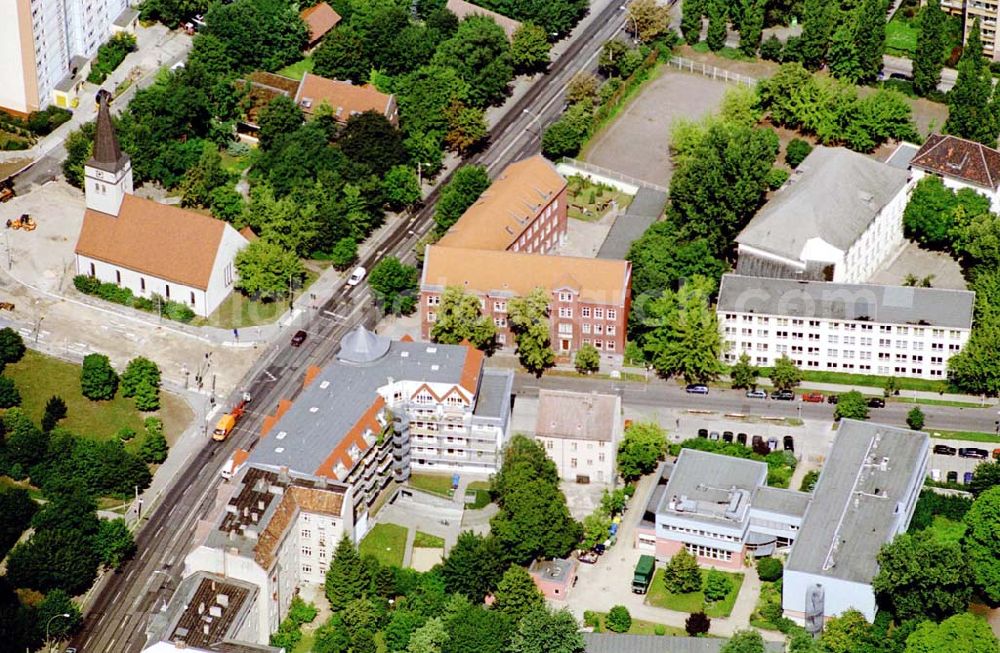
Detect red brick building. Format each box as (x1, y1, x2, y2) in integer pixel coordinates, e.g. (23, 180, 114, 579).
(420, 245, 631, 356)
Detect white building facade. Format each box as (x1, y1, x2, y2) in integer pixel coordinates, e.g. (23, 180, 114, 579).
(718, 275, 975, 380)
(533, 390, 621, 484)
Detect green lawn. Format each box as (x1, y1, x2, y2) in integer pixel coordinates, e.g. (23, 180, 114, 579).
(930, 430, 1000, 444)
(645, 568, 744, 618)
(890, 397, 986, 409)
(292, 631, 315, 653)
(566, 175, 633, 222)
(466, 481, 492, 509)
(359, 523, 408, 567)
(192, 270, 319, 329)
(277, 56, 314, 80)
(777, 369, 951, 394)
(594, 612, 687, 636)
(885, 16, 919, 55)
(408, 472, 455, 498)
(219, 150, 252, 175)
(925, 515, 967, 545)
(689, 41, 754, 61)
(413, 531, 445, 548)
(4, 349, 191, 443)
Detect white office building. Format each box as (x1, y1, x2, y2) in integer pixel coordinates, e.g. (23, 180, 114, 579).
(717, 274, 975, 380)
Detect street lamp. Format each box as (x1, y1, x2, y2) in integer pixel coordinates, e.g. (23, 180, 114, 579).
(522, 108, 542, 135)
(625, 12, 640, 43)
(46, 612, 71, 652)
(416, 161, 433, 188)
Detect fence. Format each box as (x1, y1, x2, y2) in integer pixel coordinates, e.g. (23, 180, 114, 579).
(666, 56, 759, 87)
(559, 158, 668, 194)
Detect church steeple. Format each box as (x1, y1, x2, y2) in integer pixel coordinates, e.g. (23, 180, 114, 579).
(84, 90, 133, 215)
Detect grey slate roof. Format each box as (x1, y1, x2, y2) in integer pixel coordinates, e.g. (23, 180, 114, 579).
(535, 389, 619, 441)
(249, 328, 479, 474)
(583, 633, 785, 653)
(785, 420, 929, 584)
(885, 142, 920, 170)
(736, 146, 909, 261)
(474, 368, 512, 419)
(717, 274, 975, 330)
(752, 486, 811, 518)
(657, 449, 768, 528)
(597, 188, 667, 259)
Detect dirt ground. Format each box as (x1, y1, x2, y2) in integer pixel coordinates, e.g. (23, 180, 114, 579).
(869, 240, 967, 290)
(582, 70, 730, 187)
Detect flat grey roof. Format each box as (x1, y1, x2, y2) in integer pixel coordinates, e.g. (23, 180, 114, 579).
(736, 146, 909, 261)
(250, 328, 479, 474)
(786, 420, 928, 584)
(529, 557, 574, 584)
(583, 633, 785, 653)
(535, 389, 619, 441)
(113, 6, 139, 26)
(717, 274, 975, 330)
(597, 188, 666, 259)
(753, 486, 811, 518)
(885, 142, 920, 170)
(657, 449, 768, 528)
(474, 368, 513, 419)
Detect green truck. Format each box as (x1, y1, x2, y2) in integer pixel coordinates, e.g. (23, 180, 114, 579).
(632, 555, 655, 594)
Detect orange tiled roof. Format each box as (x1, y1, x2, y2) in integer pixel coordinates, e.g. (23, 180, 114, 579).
(437, 155, 566, 251)
(300, 2, 341, 43)
(421, 245, 631, 306)
(314, 395, 386, 480)
(294, 72, 394, 121)
(75, 195, 237, 290)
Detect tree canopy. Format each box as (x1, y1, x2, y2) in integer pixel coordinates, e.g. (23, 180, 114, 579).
(617, 421, 667, 481)
(872, 532, 972, 621)
(429, 286, 497, 352)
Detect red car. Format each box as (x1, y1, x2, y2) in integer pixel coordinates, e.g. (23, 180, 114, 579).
(801, 392, 824, 403)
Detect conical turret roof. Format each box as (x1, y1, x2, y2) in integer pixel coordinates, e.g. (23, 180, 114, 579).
(87, 89, 130, 173)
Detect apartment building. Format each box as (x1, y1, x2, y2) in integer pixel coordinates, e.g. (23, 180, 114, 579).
(783, 420, 929, 627)
(437, 154, 568, 254)
(717, 274, 975, 380)
(736, 146, 911, 283)
(0, 0, 130, 114)
(910, 133, 1000, 211)
(421, 245, 632, 357)
(939, 0, 1000, 59)
(534, 389, 621, 484)
(642, 449, 810, 570)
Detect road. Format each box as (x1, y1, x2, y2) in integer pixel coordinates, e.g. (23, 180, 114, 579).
(70, 4, 633, 652)
(508, 373, 998, 434)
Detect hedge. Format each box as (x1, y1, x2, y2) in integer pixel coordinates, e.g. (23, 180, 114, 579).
(73, 275, 195, 323)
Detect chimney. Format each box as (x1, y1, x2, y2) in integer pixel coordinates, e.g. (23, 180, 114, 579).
(217, 593, 230, 608)
(278, 466, 291, 484)
(197, 602, 205, 615)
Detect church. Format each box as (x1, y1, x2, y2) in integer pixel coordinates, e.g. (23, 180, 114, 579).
(74, 92, 250, 318)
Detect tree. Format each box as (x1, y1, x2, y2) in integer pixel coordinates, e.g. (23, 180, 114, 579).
(705, 0, 727, 51)
(902, 176, 964, 250)
(434, 165, 490, 233)
(626, 223, 726, 301)
(854, 0, 886, 82)
(913, 0, 946, 96)
(616, 421, 667, 481)
(905, 611, 1000, 653)
(628, 0, 671, 43)
(721, 630, 766, 653)
(769, 355, 802, 391)
(834, 390, 870, 421)
(204, 0, 307, 72)
(369, 257, 419, 316)
(785, 139, 813, 169)
(181, 142, 232, 208)
(0, 327, 26, 364)
(6, 528, 100, 595)
(799, 0, 832, 69)
(81, 353, 118, 401)
(340, 111, 407, 177)
(492, 566, 545, 624)
(703, 569, 731, 601)
(757, 557, 783, 582)
(686, 611, 711, 636)
(430, 286, 498, 351)
(256, 95, 304, 152)
(541, 101, 593, 158)
(94, 518, 136, 570)
(507, 608, 584, 653)
(969, 461, 1000, 497)
(565, 72, 599, 105)
(431, 17, 513, 107)
(819, 610, 877, 653)
(760, 34, 783, 61)
(872, 532, 971, 620)
(963, 486, 1000, 603)
(0, 376, 21, 408)
(440, 532, 506, 602)
(121, 357, 161, 411)
(948, 315, 1000, 396)
(730, 353, 759, 389)
(443, 100, 488, 155)
(738, 0, 764, 56)
(507, 287, 556, 376)
(37, 588, 82, 642)
(442, 602, 511, 653)
(491, 434, 560, 499)
(329, 237, 358, 270)
(641, 277, 725, 383)
(663, 548, 702, 594)
(313, 26, 371, 83)
(490, 479, 582, 563)
(382, 166, 422, 211)
(325, 537, 371, 611)
(383, 610, 427, 653)
(235, 239, 305, 300)
(574, 343, 600, 374)
(407, 617, 449, 653)
(681, 0, 704, 45)
(510, 23, 550, 72)
(946, 20, 997, 145)
(139, 419, 169, 464)
(906, 406, 925, 430)
(580, 512, 612, 550)
(606, 605, 632, 633)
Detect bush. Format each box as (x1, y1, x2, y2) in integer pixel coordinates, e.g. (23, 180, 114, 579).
(86, 33, 137, 84)
(685, 611, 710, 636)
(757, 557, 783, 582)
(606, 605, 632, 633)
(583, 610, 601, 630)
(117, 427, 136, 441)
(703, 569, 731, 601)
(0, 376, 22, 408)
(41, 395, 67, 432)
(80, 353, 118, 401)
(799, 469, 820, 492)
(906, 406, 925, 430)
(760, 35, 783, 61)
(73, 274, 101, 295)
(785, 138, 813, 168)
(765, 168, 790, 189)
(654, 623, 667, 636)
(27, 106, 72, 136)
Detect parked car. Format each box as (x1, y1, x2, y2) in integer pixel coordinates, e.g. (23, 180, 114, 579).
(946, 470, 959, 483)
(722, 431, 734, 443)
(746, 389, 767, 399)
(933, 444, 957, 456)
(771, 389, 795, 401)
(783, 435, 794, 451)
(827, 394, 839, 404)
(868, 397, 886, 408)
(698, 428, 709, 438)
(801, 392, 824, 403)
(767, 437, 778, 452)
(290, 330, 308, 347)
(737, 433, 748, 446)
(709, 431, 720, 441)
(578, 550, 599, 564)
(959, 447, 989, 459)
(686, 384, 709, 394)
(347, 266, 367, 286)
(594, 542, 606, 555)
(964, 471, 974, 485)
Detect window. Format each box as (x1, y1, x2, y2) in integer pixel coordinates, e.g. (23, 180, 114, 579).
(140, 277, 145, 292)
(498, 334, 506, 344)
(302, 546, 312, 557)
(606, 340, 615, 351)
(828, 335, 839, 344)
(115, 270, 121, 284)
(494, 317, 507, 328)
(190, 291, 196, 306)
(607, 309, 617, 320)
(427, 311, 436, 323)
(598, 453, 605, 462)
(558, 292, 572, 302)
(607, 325, 616, 336)
(165, 284, 171, 299)
(582, 323, 591, 334)
(302, 529, 311, 538)
(558, 307, 572, 318)
(594, 308, 604, 319)
(582, 307, 591, 318)
(594, 324, 603, 335)
(493, 300, 506, 312)
(558, 323, 573, 334)
(302, 564, 313, 574)
(427, 295, 440, 306)
(570, 458, 577, 468)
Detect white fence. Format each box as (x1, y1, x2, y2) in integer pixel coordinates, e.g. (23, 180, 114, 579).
(667, 56, 759, 87)
(558, 158, 667, 194)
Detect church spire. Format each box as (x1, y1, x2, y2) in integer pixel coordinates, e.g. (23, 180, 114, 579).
(87, 89, 129, 173)
(83, 89, 133, 215)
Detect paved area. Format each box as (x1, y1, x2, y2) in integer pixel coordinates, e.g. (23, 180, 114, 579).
(411, 547, 444, 572)
(554, 210, 619, 258)
(870, 240, 967, 290)
(583, 71, 729, 187)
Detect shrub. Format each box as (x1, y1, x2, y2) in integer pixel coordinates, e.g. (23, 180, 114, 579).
(81, 353, 118, 401)
(757, 557, 783, 582)
(685, 611, 710, 636)
(163, 299, 196, 323)
(606, 605, 632, 633)
(765, 168, 790, 189)
(799, 469, 820, 492)
(86, 33, 137, 84)
(654, 623, 667, 636)
(0, 376, 21, 408)
(703, 569, 731, 601)
(73, 274, 101, 295)
(785, 138, 813, 168)
(26, 106, 72, 136)
(760, 35, 783, 61)
(41, 395, 67, 432)
(329, 237, 358, 270)
(0, 327, 25, 365)
(583, 610, 601, 630)
(117, 427, 136, 441)
(906, 406, 925, 430)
